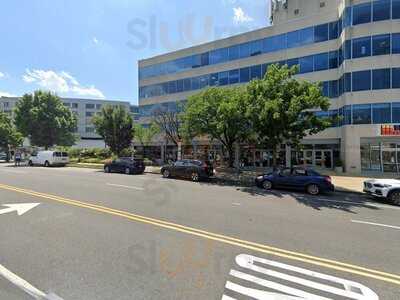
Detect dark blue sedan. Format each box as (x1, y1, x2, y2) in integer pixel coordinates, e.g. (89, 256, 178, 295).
(255, 167, 334, 195)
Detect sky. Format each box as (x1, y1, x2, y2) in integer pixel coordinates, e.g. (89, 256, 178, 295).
(0, 0, 270, 104)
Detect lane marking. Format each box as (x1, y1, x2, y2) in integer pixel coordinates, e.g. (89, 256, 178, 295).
(106, 183, 144, 191)
(0, 203, 40, 216)
(0, 169, 28, 174)
(223, 254, 379, 300)
(0, 263, 63, 299)
(232, 203, 241, 206)
(0, 183, 400, 286)
(307, 198, 400, 210)
(351, 220, 400, 230)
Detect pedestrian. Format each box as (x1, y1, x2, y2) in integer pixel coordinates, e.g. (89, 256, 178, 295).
(14, 151, 21, 167)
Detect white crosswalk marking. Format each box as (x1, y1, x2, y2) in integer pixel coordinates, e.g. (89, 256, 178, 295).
(222, 254, 379, 300)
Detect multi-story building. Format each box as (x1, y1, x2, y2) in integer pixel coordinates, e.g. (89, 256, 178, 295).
(138, 0, 400, 174)
(0, 96, 136, 148)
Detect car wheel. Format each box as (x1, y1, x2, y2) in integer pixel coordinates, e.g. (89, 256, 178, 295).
(191, 172, 199, 182)
(125, 167, 131, 175)
(28, 160, 33, 166)
(307, 184, 320, 195)
(104, 166, 110, 173)
(389, 190, 400, 206)
(44, 161, 50, 167)
(162, 169, 170, 178)
(262, 180, 273, 190)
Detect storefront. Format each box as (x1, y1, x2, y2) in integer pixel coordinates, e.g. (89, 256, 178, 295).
(361, 139, 400, 173)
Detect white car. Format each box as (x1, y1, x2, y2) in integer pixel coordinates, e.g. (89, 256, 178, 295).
(363, 179, 400, 206)
(28, 151, 69, 167)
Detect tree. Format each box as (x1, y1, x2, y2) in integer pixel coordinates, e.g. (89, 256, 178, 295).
(183, 86, 251, 167)
(14, 90, 77, 149)
(0, 112, 23, 160)
(245, 64, 331, 166)
(93, 105, 133, 156)
(133, 123, 159, 148)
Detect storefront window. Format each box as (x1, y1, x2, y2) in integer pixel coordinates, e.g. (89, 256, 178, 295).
(353, 104, 372, 124)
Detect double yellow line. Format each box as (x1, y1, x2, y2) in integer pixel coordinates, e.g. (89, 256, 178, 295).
(1, 182, 400, 286)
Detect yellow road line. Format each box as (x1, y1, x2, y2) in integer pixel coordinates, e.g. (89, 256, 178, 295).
(1, 183, 400, 286)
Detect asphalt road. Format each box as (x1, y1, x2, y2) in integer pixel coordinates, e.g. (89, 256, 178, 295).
(0, 163, 399, 299)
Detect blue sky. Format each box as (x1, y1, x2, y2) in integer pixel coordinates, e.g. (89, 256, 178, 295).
(0, 0, 270, 104)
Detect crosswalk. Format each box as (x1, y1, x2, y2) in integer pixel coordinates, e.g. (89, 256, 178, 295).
(222, 254, 379, 300)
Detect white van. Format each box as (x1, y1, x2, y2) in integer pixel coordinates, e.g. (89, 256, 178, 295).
(28, 151, 69, 167)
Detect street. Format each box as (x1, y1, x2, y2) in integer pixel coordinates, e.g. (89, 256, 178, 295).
(0, 164, 399, 299)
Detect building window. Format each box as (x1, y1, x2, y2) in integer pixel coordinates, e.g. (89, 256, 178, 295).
(372, 34, 391, 55)
(344, 40, 352, 59)
(372, 68, 391, 90)
(344, 6, 353, 27)
(199, 75, 209, 88)
(299, 55, 314, 73)
(210, 47, 229, 64)
(314, 52, 329, 71)
(352, 70, 371, 91)
(168, 81, 177, 94)
(209, 74, 218, 86)
(322, 81, 329, 97)
(72, 103, 78, 109)
(314, 23, 329, 43)
(299, 27, 314, 45)
(344, 73, 352, 92)
(229, 45, 240, 60)
(250, 65, 262, 79)
(372, 103, 391, 124)
(191, 77, 200, 90)
(85, 103, 95, 109)
(393, 0, 400, 19)
(353, 2, 372, 25)
(183, 78, 191, 91)
(393, 33, 400, 54)
(218, 72, 229, 86)
(373, 0, 391, 21)
(250, 40, 263, 56)
(96, 104, 102, 110)
(239, 67, 250, 83)
(352, 36, 371, 58)
(393, 68, 400, 88)
(200, 52, 209, 66)
(344, 105, 352, 125)
(392, 103, 400, 122)
(287, 30, 300, 48)
(229, 69, 239, 84)
(239, 42, 251, 58)
(329, 21, 339, 40)
(353, 104, 372, 124)
(176, 79, 184, 92)
(85, 127, 95, 133)
(287, 58, 299, 69)
(85, 111, 94, 117)
(328, 51, 338, 69)
(329, 80, 338, 98)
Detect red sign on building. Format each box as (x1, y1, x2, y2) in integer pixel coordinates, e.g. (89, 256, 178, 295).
(381, 125, 400, 136)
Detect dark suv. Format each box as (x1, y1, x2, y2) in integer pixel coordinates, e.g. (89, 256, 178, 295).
(104, 157, 145, 175)
(161, 160, 214, 182)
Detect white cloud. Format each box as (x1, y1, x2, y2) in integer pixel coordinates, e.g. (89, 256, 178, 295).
(93, 37, 99, 44)
(0, 72, 5, 79)
(0, 91, 16, 97)
(233, 7, 254, 23)
(22, 69, 105, 99)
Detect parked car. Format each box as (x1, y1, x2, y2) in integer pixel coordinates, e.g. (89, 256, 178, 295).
(161, 160, 214, 182)
(28, 151, 69, 167)
(363, 179, 400, 206)
(255, 167, 334, 195)
(104, 157, 145, 175)
(0, 152, 7, 161)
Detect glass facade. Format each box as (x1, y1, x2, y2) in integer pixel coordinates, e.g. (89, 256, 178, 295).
(139, 0, 400, 80)
(361, 143, 400, 172)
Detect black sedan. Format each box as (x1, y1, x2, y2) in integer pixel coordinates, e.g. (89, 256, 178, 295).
(161, 160, 214, 182)
(255, 167, 334, 195)
(104, 157, 145, 175)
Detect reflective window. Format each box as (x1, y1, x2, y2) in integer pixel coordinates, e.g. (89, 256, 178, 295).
(229, 45, 240, 60)
(314, 53, 329, 71)
(352, 36, 371, 58)
(199, 75, 209, 88)
(394, 0, 400, 19)
(373, 0, 391, 21)
(200, 52, 209, 66)
(344, 106, 352, 125)
(329, 21, 339, 40)
(177, 79, 184, 92)
(209, 73, 218, 86)
(322, 81, 329, 97)
(250, 40, 263, 56)
(339, 75, 344, 95)
(263, 34, 286, 53)
(372, 34, 391, 55)
(372, 68, 391, 89)
(372, 103, 391, 123)
(314, 23, 329, 43)
(353, 104, 372, 124)
(299, 55, 314, 73)
(183, 78, 191, 91)
(392, 33, 400, 53)
(352, 70, 371, 91)
(210, 47, 229, 64)
(344, 6, 353, 27)
(239, 42, 250, 58)
(344, 40, 352, 59)
(287, 30, 300, 48)
(168, 81, 177, 94)
(329, 51, 338, 69)
(229, 69, 239, 84)
(392, 103, 400, 122)
(219, 71, 229, 86)
(191, 77, 200, 90)
(299, 27, 314, 45)
(393, 68, 400, 88)
(240, 67, 250, 83)
(329, 80, 338, 98)
(250, 65, 262, 79)
(353, 2, 372, 25)
(287, 58, 299, 69)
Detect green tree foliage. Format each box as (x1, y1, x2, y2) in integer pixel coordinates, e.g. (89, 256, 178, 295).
(245, 64, 331, 165)
(133, 123, 159, 147)
(0, 112, 23, 158)
(183, 86, 250, 167)
(14, 91, 77, 149)
(93, 105, 133, 156)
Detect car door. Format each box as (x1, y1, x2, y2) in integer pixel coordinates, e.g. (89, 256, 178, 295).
(290, 168, 310, 190)
(112, 159, 123, 172)
(171, 161, 186, 177)
(274, 168, 294, 188)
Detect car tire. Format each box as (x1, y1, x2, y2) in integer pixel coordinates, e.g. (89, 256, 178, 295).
(104, 166, 110, 173)
(162, 169, 170, 178)
(125, 167, 131, 175)
(191, 172, 200, 182)
(306, 184, 320, 196)
(262, 180, 273, 190)
(28, 160, 33, 166)
(388, 190, 400, 206)
(44, 161, 50, 167)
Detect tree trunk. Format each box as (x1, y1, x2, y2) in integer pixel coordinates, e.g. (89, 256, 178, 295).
(272, 149, 278, 170)
(227, 146, 235, 168)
